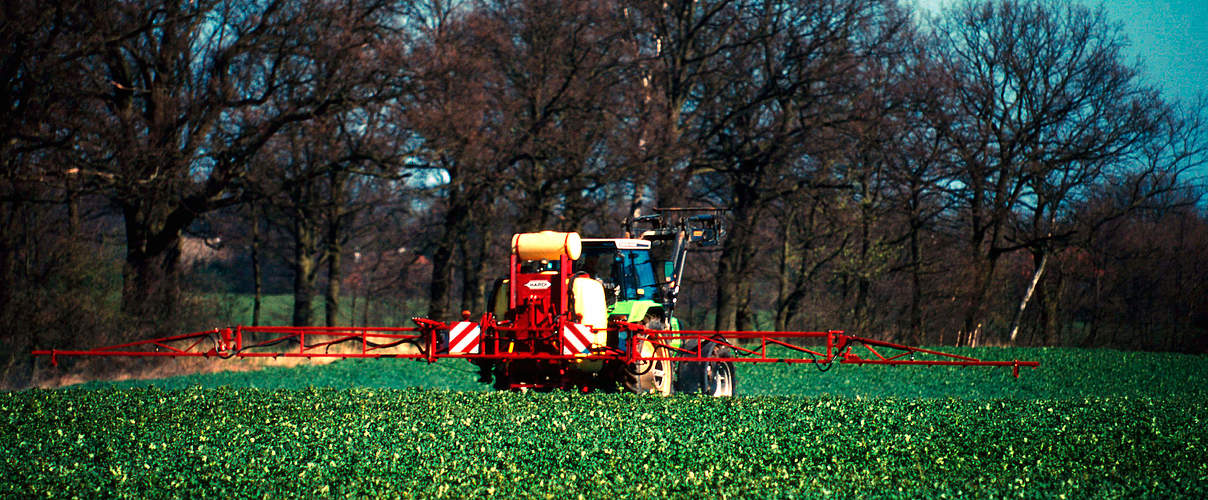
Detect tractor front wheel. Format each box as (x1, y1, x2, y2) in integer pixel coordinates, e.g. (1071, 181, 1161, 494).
(622, 317, 673, 395)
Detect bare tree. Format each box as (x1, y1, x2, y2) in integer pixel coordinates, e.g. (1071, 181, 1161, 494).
(926, 0, 1196, 345)
(469, 0, 639, 231)
(682, 0, 911, 331)
(402, 0, 497, 321)
(55, 0, 405, 325)
(406, 0, 640, 319)
(771, 189, 848, 332)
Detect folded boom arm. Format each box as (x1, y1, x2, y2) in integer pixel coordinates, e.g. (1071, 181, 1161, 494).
(34, 320, 1038, 377)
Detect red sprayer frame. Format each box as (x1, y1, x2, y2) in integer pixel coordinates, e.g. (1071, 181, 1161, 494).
(34, 229, 1040, 389)
(33, 319, 1039, 377)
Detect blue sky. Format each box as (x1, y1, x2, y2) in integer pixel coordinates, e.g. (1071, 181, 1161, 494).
(915, 0, 1207, 103)
(1098, 0, 1207, 103)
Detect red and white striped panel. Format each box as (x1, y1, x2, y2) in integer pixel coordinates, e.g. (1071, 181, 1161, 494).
(561, 322, 594, 355)
(448, 321, 481, 355)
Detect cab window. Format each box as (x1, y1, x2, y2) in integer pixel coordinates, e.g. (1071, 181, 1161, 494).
(575, 247, 658, 301)
(618, 250, 658, 301)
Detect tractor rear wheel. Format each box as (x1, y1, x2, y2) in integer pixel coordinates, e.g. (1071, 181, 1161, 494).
(622, 317, 673, 395)
(703, 348, 735, 397)
(675, 338, 736, 397)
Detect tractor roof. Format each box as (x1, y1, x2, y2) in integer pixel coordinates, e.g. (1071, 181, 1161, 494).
(580, 238, 651, 250)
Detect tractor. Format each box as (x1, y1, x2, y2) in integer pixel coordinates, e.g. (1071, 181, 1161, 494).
(476, 209, 733, 395)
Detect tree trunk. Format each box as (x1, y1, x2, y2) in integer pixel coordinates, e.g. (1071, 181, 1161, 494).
(1008, 250, 1048, 344)
(960, 251, 1000, 347)
(428, 192, 467, 322)
(250, 205, 262, 326)
(1040, 270, 1064, 346)
(65, 178, 80, 238)
(1081, 263, 1102, 347)
(852, 198, 874, 332)
(908, 224, 923, 345)
(653, 157, 687, 209)
(325, 237, 341, 327)
(455, 230, 473, 317)
(292, 221, 319, 327)
(121, 244, 183, 320)
(714, 225, 743, 332)
(120, 207, 184, 323)
(459, 227, 491, 315)
(735, 284, 754, 331)
(427, 239, 453, 322)
(324, 171, 344, 327)
(715, 189, 759, 331)
(0, 209, 13, 320)
(626, 182, 644, 237)
(714, 243, 741, 331)
(774, 219, 794, 332)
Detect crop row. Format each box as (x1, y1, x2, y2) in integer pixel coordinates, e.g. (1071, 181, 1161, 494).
(2, 387, 1206, 498)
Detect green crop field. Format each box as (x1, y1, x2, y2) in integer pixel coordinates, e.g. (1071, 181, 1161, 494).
(3, 348, 1207, 498)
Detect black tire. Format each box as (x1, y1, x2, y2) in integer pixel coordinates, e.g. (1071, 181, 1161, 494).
(675, 338, 736, 397)
(703, 345, 736, 397)
(675, 339, 704, 393)
(622, 315, 673, 395)
(491, 363, 512, 391)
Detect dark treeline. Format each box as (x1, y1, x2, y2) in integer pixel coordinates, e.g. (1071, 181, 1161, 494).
(2, 0, 1206, 387)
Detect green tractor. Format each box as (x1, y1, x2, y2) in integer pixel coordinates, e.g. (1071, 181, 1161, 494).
(575, 208, 733, 395)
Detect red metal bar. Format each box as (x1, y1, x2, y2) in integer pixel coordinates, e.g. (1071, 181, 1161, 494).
(842, 359, 1035, 368)
(81, 329, 218, 352)
(150, 342, 186, 353)
(183, 336, 207, 353)
(558, 253, 569, 320)
(509, 253, 517, 310)
(625, 329, 1038, 375)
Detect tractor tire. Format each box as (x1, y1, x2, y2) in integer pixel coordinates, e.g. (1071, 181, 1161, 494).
(622, 316, 673, 395)
(703, 347, 736, 397)
(675, 338, 736, 397)
(491, 363, 512, 392)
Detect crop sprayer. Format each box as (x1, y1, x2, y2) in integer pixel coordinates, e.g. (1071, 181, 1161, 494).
(34, 209, 1038, 395)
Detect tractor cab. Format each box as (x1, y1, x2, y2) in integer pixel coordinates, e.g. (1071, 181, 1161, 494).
(577, 239, 662, 304)
(576, 238, 678, 331)
(576, 208, 726, 329)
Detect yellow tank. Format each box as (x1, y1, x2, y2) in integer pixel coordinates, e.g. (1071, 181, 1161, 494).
(572, 276, 607, 338)
(511, 231, 581, 261)
(570, 276, 608, 372)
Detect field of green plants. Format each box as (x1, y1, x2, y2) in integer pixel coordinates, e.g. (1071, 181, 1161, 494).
(3, 347, 1206, 498)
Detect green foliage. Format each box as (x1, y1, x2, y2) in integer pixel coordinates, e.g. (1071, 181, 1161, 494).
(3, 348, 1206, 498)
